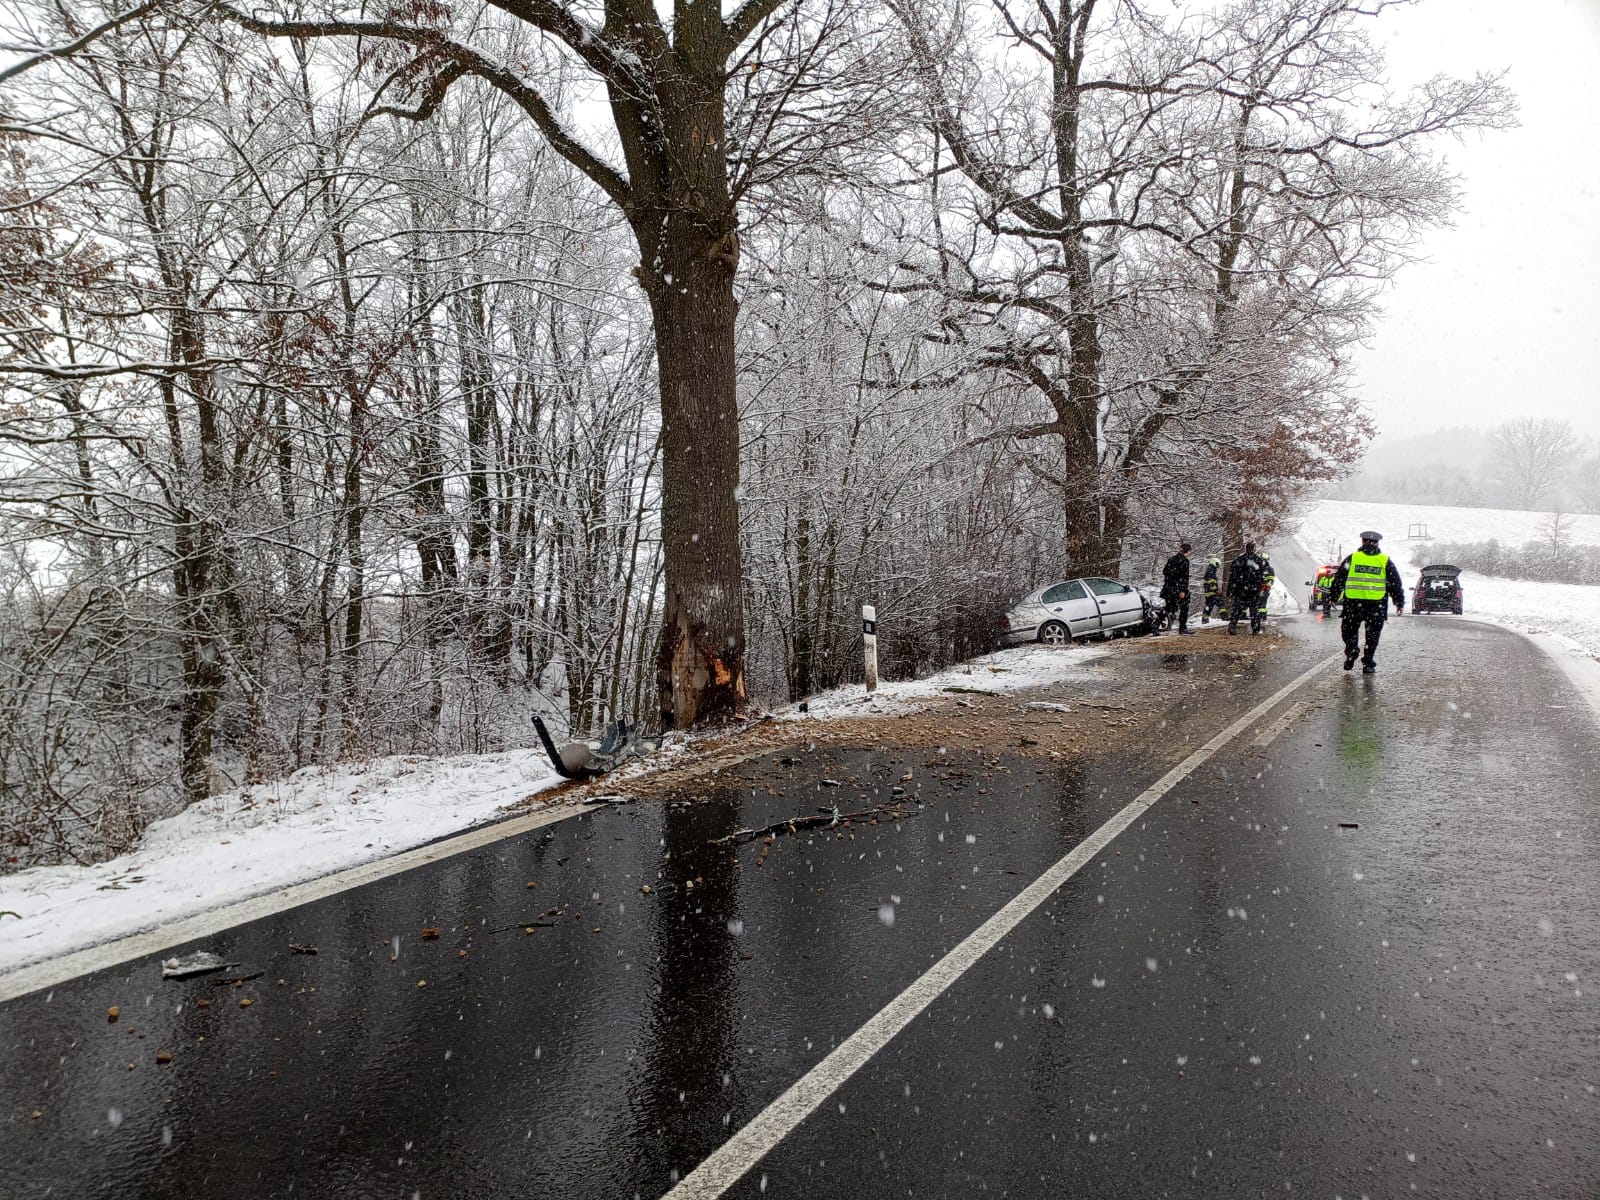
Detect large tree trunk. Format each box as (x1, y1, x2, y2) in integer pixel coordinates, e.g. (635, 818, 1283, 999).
(1065, 491, 1110, 576)
(627, 30, 749, 731)
(1097, 497, 1130, 579)
(644, 232, 747, 728)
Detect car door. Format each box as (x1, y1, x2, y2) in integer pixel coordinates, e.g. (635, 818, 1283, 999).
(1040, 579, 1100, 636)
(1084, 577, 1143, 629)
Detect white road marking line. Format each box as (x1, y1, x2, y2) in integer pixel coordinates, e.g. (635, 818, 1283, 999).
(0, 800, 589, 1004)
(1253, 701, 1309, 747)
(664, 651, 1343, 1200)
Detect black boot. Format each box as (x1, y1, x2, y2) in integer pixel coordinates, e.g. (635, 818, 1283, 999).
(1343, 650, 1358, 671)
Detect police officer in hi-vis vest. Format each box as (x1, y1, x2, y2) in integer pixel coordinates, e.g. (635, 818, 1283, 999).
(1330, 530, 1406, 673)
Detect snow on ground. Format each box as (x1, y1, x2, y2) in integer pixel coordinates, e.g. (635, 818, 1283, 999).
(1295, 498, 1600, 659)
(775, 644, 1110, 721)
(0, 644, 1110, 978)
(0, 749, 564, 976)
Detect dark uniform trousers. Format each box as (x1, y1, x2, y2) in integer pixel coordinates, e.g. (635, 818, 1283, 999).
(1340, 599, 1388, 664)
(1166, 591, 1190, 631)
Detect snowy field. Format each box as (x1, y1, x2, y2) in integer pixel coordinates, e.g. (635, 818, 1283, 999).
(1295, 498, 1600, 659)
(1295, 498, 1600, 564)
(0, 644, 1107, 977)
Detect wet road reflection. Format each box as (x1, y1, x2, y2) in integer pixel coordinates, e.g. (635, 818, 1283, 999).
(4, 738, 1149, 1200)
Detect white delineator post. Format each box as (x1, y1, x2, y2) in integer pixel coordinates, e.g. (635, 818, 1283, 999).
(862, 604, 878, 694)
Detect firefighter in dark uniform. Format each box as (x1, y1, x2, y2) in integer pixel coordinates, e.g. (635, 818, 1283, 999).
(1161, 541, 1194, 635)
(1201, 556, 1222, 622)
(1331, 529, 1406, 673)
(1227, 542, 1267, 635)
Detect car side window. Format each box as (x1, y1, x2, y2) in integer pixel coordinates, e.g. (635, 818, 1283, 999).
(1041, 581, 1086, 604)
(1084, 577, 1127, 597)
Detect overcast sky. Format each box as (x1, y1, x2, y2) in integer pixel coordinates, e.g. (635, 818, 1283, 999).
(1352, 0, 1600, 445)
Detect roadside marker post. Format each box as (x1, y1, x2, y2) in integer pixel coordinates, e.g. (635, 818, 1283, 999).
(862, 604, 878, 693)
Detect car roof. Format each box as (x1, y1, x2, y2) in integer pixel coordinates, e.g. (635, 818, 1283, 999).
(1418, 563, 1461, 575)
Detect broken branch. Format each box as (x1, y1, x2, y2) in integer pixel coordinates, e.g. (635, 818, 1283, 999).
(708, 801, 919, 847)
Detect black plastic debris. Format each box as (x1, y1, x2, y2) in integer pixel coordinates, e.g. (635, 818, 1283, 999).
(533, 716, 660, 781)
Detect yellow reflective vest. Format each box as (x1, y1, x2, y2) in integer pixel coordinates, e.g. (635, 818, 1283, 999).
(1343, 550, 1389, 601)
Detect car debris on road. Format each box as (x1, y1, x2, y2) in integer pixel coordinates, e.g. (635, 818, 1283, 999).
(532, 715, 660, 780)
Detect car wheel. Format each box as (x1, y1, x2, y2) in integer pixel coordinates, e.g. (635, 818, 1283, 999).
(1037, 620, 1071, 646)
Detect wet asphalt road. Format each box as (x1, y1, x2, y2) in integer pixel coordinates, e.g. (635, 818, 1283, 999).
(3, 615, 1597, 1199)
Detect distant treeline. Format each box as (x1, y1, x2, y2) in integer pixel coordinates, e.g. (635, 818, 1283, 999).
(1331, 420, 1600, 514)
(1416, 539, 1600, 587)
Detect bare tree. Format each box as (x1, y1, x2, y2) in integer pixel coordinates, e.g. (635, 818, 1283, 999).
(197, 0, 894, 729)
(1489, 417, 1578, 510)
(890, 0, 1511, 575)
(1, 5, 670, 852)
(1538, 509, 1571, 566)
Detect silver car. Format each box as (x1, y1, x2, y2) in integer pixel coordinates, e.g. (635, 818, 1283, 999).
(999, 577, 1158, 646)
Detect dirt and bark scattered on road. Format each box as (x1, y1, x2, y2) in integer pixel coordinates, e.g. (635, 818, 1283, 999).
(522, 629, 1292, 807)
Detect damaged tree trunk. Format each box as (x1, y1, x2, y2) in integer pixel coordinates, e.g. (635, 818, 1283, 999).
(623, 21, 750, 731)
(641, 205, 747, 730)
